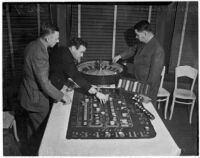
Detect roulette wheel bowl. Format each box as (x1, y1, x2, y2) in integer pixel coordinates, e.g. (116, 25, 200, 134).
(77, 60, 124, 85)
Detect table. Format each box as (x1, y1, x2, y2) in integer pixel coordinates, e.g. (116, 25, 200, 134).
(39, 86, 181, 156)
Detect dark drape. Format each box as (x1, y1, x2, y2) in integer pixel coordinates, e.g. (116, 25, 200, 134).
(156, 2, 177, 73)
(66, 5, 72, 45)
(51, 4, 72, 46)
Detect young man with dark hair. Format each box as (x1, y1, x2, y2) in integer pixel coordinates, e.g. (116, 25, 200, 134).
(113, 20, 165, 106)
(19, 23, 71, 154)
(49, 37, 109, 104)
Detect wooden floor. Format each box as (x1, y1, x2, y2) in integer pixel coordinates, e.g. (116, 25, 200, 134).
(156, 101, 198, 155)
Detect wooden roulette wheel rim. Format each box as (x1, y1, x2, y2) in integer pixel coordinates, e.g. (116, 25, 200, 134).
(77, 60, 124, 85)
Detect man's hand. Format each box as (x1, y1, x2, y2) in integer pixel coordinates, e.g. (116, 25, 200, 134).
(61, 94, 71, 105)
(96, 92, 109, 104)
(112, 55, 121, 63)
(88, 86, 98, 94)
(139, 94, 151, 104)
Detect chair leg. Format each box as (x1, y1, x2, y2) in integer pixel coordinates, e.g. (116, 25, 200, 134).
(189, 99, 196, 124)
(164, 97, 169, 120)
(157, 101, 160, 109)
(12, 120, 20, 142)
(169, 97, 175, 120)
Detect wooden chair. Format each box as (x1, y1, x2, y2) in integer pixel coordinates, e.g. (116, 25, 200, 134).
(157, 66, 170, 119)
(3, 111, 19, 142)
(169, 65, 198, 124)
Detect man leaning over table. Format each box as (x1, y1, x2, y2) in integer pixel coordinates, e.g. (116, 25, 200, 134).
(49, 37, 109, 104)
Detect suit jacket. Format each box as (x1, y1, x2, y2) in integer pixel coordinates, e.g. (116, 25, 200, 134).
(19, 38, 63, 112)
(120, 42, 144, 60)
(120, 37, 165, 103)
(49, 46, 91, 91)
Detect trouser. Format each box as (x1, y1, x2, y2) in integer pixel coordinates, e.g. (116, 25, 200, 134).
(27, 108, 49, 140)
(24, 102, 51, 155)
(150, 84, 160, 107)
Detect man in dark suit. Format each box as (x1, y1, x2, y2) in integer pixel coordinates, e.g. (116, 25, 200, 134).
(113, 20, 165, 106)
(49, 37, 109, 103)
(19, 23, 71, 154)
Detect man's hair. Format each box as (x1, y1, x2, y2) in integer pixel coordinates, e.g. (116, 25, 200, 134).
(40, 23, 59, 38)
(133, 20, 152, 33)
(69, 37, 88, 49)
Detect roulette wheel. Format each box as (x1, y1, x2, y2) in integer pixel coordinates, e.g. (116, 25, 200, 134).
(77, 60, 124, 85)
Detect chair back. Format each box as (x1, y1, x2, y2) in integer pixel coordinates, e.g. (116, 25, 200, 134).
(175, 65, 198, 91)
(159, 66, 166, 89)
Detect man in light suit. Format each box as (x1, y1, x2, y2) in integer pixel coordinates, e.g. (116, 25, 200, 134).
(19, 23, 70, 154)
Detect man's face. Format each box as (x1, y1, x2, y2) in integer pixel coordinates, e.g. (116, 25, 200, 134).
(71, 45, 86, 63)
(47, 31, 59, 47)
(135, 29, 147, 43)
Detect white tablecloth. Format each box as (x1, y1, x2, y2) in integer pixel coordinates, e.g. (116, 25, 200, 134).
(39, 87, 181, 156)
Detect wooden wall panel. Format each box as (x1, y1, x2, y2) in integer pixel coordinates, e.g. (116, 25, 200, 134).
(3, 3, 51, 85)
(169, 2, 198, 73)
(71, 4, 159, 61)
(81, 5, 114, 61)
(115, 5, 149, 56)
(181, 2, 198, 69)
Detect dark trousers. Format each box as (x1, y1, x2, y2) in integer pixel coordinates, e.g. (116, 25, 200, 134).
(22, 102, 53, 155)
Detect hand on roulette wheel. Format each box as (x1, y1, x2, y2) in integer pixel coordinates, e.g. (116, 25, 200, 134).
(112, 55, 121, 63)
(96, 92, 109, 104)
(88, 86, 98, 94)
